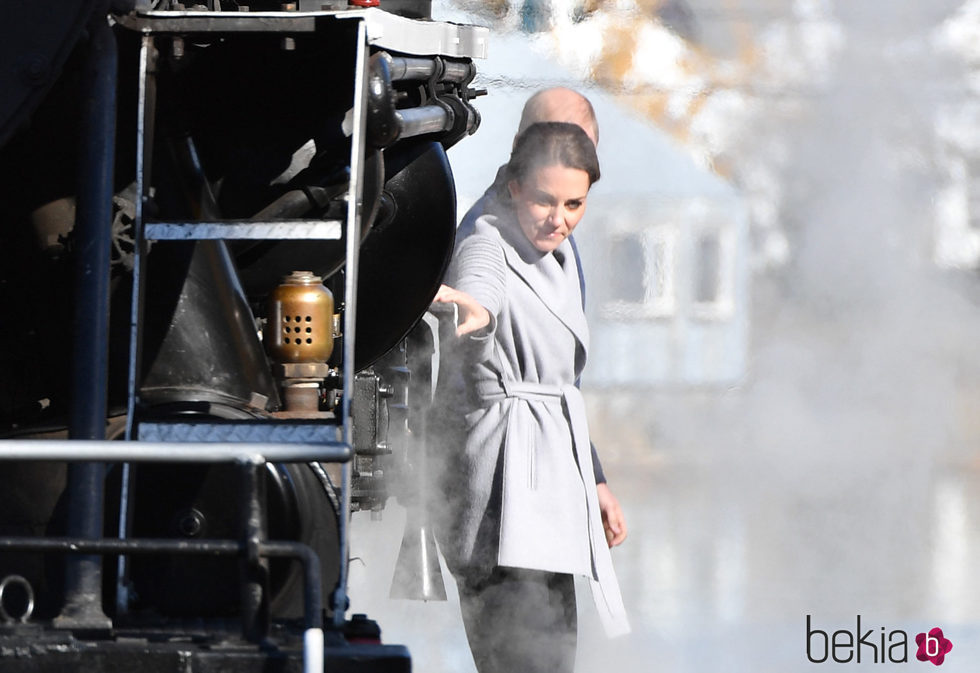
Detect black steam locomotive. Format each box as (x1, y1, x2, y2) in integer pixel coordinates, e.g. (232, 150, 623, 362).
(0, 1, 483, 670)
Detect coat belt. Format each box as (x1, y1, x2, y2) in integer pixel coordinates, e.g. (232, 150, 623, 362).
(475, 378, 567, 404)
(472, 376, 631, 637)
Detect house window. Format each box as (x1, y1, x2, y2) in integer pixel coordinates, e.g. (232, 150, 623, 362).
(691, 226, 735, 320)
(608, 236, 645, 304)
(601, 226, 677, 319)
(694, 233, 721, 304)
(970, 159, 980, 231)
(933, 155, 980, 269)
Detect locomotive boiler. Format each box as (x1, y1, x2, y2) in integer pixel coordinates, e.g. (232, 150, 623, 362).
(0, 1, 485, 670)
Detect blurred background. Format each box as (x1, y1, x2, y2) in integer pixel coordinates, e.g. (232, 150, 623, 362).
(349, 1, 980, 670)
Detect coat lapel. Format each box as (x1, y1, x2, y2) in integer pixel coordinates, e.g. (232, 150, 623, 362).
(495, 215, 590, 354)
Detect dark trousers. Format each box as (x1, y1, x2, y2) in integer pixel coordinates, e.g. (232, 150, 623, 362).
(456, 567, 577, 673)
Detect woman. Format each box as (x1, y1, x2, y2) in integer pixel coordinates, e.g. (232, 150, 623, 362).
(434, 122, 629, 673)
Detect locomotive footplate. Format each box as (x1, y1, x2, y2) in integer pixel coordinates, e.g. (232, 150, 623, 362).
(0, 626, 410, 673)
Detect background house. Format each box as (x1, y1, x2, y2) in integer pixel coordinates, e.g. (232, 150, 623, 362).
(447, 31, 750, 386)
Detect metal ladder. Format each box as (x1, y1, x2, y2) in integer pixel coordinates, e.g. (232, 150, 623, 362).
(0, 9, 487, 671)
(0, 9, 374, 657)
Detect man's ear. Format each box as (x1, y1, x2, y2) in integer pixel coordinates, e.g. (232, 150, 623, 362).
(507, 179, 521, 200)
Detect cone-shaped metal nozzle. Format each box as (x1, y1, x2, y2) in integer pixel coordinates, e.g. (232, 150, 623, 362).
(389, 511, 447, 601)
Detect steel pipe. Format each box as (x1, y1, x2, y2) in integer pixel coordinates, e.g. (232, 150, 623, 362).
(60, 8, 118, 630)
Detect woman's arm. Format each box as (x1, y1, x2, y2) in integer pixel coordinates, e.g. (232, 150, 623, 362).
(433, 284, 491, 336)
(438, 227, 507, 354)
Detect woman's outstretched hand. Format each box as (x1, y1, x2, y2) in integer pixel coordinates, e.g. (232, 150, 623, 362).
(596, 482, 628, 547)
(434, 284, 491, 337)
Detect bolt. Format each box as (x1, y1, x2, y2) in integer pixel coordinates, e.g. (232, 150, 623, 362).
(21, 56, 49, 85)
(176, 508, 205, 537)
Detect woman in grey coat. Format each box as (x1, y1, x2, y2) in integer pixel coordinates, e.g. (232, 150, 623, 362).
(434, 122, 629, 673)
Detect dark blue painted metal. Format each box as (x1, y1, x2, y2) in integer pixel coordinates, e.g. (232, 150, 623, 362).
(60, 8, 118, 629)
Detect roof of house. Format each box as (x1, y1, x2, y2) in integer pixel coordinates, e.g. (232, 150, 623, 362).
(446, 30, 740, 203)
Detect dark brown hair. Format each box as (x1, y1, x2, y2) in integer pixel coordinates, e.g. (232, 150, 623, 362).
(506, 121, 600, 186)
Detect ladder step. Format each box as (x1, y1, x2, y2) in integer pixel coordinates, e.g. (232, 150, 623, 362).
(145, 220, 343, 240)
(139, 421, 341, 444)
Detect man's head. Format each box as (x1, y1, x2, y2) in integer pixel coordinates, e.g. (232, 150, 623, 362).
(515, 87, 599, 147)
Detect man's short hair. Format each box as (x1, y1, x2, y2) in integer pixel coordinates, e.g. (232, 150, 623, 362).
(516, 87, 599, 145)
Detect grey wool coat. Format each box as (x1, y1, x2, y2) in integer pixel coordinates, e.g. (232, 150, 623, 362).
(437, 205, 630, 637)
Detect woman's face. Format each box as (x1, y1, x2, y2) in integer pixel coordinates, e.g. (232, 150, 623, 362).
(508, 163, 590, 253)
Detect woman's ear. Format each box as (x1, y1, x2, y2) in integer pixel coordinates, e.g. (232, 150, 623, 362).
(507, 179, 521, 201)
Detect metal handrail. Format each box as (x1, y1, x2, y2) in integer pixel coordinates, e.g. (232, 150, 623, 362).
(0, 439, 351, 463)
